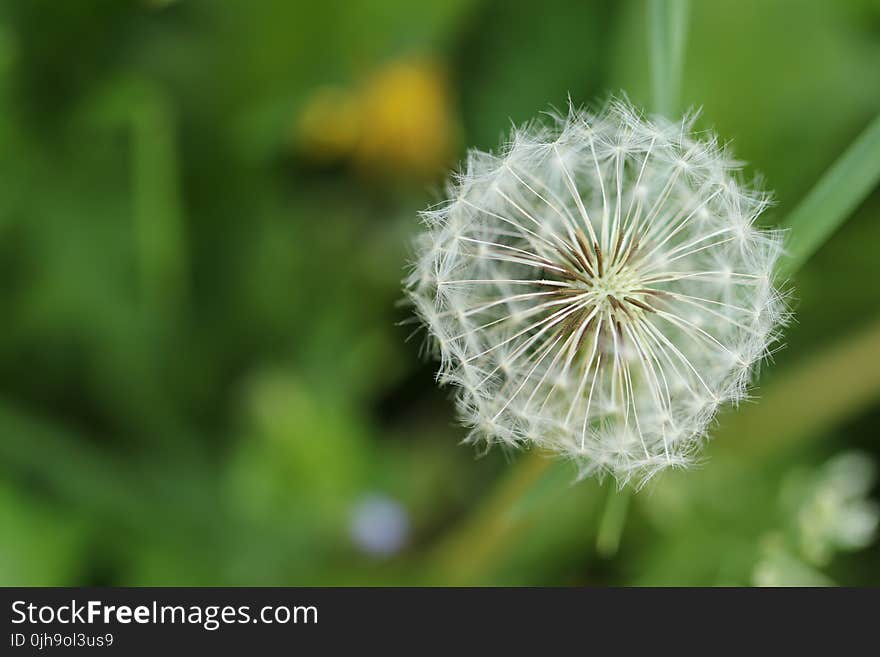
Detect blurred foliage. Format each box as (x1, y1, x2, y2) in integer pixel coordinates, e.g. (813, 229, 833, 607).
(0, 0, 878, 586)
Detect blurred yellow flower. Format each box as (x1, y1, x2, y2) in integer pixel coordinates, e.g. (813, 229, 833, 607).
(296, 85, 363, 165)
(295, 57, 458, 177)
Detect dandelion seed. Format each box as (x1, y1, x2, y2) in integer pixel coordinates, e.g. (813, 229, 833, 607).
(405, 98, 787, 485)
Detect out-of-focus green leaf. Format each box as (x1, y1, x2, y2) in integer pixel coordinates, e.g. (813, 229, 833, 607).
(0, 481, 89, 586)
(456, 0, 617, 149)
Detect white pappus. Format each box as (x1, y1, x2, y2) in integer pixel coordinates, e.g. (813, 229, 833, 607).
(405, 98, 787, 486)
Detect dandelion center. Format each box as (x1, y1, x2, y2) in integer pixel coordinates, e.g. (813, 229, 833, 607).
(543, 227, 656, 359)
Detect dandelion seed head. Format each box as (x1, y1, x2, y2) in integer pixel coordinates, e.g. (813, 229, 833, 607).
(405, 99, 786, 485)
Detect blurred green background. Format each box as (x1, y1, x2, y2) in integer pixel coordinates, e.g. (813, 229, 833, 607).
(1, 0, 879, 586)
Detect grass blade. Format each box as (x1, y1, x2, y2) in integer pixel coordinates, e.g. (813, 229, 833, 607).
(780, 113, 880, 277)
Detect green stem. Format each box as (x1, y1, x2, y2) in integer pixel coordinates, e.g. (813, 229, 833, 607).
(596, 486, 631, 557)
(649, 0, 690, 116)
